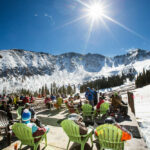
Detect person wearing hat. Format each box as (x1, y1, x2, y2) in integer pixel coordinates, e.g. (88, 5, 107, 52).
(21, 103, 43, 127)
(68, 113, 88, 135)
(22, 109, 49, 143)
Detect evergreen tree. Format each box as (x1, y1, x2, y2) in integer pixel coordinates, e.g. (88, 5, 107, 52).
(73, 85, 76, 94)
(67, 84, 72, 95)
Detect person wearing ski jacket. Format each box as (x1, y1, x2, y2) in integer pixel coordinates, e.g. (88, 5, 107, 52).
(85, 87, 94, 107)
(22, 109, 49, 143)
(23, 96, 29, 104)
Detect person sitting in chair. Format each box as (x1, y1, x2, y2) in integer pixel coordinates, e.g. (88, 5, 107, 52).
(68, 113, 88, 135)
(111, 93, 128, 117)
(21, 103, 43, 127)
(96, 97, 105, 113)
(22, 109, 49, 143)
(44, 95, 51, 109)
(0, 101, 13, 121)
(94, 117, 131, 149)
(64, 101, 77, 113)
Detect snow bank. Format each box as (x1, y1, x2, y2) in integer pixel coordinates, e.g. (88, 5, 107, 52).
(133, 85, 150, 149)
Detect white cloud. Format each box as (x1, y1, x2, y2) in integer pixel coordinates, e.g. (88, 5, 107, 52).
(44, 13, 48, 17)
(44, 13, 55, 25)
(34, 14, 38, 17)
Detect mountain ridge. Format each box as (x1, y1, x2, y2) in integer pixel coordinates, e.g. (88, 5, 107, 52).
(0, 48, 150, 93)
(2, 48, 149, 58)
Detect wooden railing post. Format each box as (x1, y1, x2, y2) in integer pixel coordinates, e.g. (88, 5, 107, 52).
(127, 92, 135, 115)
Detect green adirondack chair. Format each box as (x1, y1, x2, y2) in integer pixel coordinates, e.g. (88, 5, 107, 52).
(99, 102, 110, 117)
(96, 124, 125, 150)
(61, 119, 93, 150)
(17, 106, 24, 121)
(81, 104, 93, 118)
(12, 123, 47, 150)
(95, 102, 110, 119)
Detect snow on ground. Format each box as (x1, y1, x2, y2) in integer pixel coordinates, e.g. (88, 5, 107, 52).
(98, 79, 134, 93)
(1, 49, 150, 94)
(133, 85, 150, 149)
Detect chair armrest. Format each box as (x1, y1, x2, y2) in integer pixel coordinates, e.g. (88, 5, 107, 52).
(81, 128, 93, 137)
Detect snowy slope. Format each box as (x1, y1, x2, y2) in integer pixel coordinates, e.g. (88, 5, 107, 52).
(133, 85, 150, 149)
(0, 49, 150, 93)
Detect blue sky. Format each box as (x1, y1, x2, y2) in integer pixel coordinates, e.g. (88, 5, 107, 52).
(0, 0, 150, 56)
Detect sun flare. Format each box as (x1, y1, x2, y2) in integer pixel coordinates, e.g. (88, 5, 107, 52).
(87, 3, 105, 20)
(57, 0, 145, 48)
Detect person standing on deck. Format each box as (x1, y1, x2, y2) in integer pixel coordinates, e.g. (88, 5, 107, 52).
(85, 87, 94, 107)
(92, 88, 98, 106)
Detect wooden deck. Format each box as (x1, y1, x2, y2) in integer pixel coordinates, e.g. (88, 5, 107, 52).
(1, 96, 149, 150)
(120, 106, 148, 150)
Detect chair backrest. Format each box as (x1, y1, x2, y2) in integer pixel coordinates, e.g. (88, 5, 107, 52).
(17, 106, 24, 119)
(100, 102, 110, 115)
(0, 110, 9, 128)
(96, 124, 124, 150)
(57, 98, 62, 106)
(12, 123, 35, 146)
(61, 119, 82, 142)
(81, 104, 92, 117)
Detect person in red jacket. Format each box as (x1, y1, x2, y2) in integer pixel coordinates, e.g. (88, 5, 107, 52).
(30, 96, 34, 103)
(23, 96, 29, 104)
(44, 95, 51, 109)
(96, 99, 105, 111)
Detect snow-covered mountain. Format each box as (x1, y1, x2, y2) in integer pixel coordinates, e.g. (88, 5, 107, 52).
(0, 49, 150, 93)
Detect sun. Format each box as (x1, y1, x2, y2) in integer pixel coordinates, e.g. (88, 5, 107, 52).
(58, 0, 144, 48)
(87, 3, 105, 21)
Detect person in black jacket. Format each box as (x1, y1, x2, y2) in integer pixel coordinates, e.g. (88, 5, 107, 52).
(93, 88, 98, 106)
(0, 101, 13, 120)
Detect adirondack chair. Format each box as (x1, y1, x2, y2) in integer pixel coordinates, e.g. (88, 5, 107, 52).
(12, 123, 47, 150)
(61, 119, 93, 150)
(81, 104, 93, 118)
(96, 124, 125, 150)
(0, 110, 11, 145)
(17, 106, 24, 121)
(57, 97, 63, 107)
(65, 102, 79, 114)
(97, 102, 110, 119)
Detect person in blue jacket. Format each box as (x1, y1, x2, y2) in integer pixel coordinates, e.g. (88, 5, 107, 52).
(85, 87, 94, 107)
(50, 94, 56, 101)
